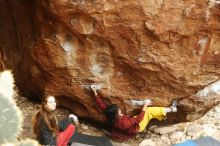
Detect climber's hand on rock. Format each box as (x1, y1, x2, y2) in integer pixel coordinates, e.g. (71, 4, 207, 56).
(143, 99, 152, 111)
(91, 85, 98, 95)
(145, 99, 153, 105)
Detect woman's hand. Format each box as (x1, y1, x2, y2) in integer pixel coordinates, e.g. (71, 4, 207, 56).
(69, 114, 78, 125)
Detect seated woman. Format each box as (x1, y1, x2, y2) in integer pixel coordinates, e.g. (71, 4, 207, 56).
(32, 95, 78, 146)
(32, 95, 114, 146)
(91, 85, 177, 141)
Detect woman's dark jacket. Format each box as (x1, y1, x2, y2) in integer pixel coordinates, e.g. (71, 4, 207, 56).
(37, 117, 74, 145)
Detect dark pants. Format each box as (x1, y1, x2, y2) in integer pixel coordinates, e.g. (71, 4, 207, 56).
(69, 131, 113, 146)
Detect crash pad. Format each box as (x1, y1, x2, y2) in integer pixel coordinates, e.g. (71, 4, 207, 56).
(174, 136, 220, 146)
(69, 131, 113, 146)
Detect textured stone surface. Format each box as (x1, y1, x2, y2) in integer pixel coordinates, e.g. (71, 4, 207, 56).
(152, 125, 178, 135)
(0, 0, 220, 122)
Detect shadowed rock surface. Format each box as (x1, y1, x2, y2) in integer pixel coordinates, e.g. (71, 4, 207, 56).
(0, 0, 220, 123)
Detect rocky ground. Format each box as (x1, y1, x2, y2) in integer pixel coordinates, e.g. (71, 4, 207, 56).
(15, 96, 220, 146)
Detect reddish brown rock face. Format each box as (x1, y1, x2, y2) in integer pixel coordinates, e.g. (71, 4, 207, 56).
(0, 0, 220, 123)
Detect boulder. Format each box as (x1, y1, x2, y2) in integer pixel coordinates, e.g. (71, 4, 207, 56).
(139, 139, 156, 146)
(0, 0, 220, 122)
(152, 125, 178, 135)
